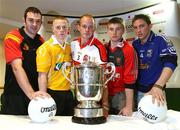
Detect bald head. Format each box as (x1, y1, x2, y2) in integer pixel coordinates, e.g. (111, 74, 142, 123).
(79, 14, 95, 28)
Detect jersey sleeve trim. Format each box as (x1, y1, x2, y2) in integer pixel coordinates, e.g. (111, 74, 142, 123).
(125, 83, 135, 89)
(4, 33, 21, 44)
(164, 62, 176, 71)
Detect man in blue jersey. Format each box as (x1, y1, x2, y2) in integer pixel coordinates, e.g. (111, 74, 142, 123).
(132, 14, 178, 105)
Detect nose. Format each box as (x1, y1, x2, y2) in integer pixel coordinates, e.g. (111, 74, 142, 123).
(33, 21, 40, 27)
(32, 19, 41, 27)
(60, 27, 64, 31)
(136, 27, 141, 33)
(113, 29, 117, 34)
(32, 21, 37, 26)
(85, 26, 90, 31)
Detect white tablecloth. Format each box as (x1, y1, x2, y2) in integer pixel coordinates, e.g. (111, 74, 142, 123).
(0, 110, 180, 130)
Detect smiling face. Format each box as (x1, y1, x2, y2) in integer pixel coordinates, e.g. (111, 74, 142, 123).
(52, 18, 69, 43)
(132, 19, 152, 44)
(24, 12, 42, 38)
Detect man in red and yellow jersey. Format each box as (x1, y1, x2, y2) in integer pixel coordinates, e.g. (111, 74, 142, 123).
(36, 17, 74, 116)
(0, 7, 49, 115)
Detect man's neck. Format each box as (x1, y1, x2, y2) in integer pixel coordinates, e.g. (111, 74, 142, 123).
(111, 41, 118, 49)
(110, 38, 123, 49)
(56, 37, 65, 45)
(141, 38, 148, 45)
(24, 28, 35, 39)
(81, 38, 88, 46)
(141, 31, 151, 45)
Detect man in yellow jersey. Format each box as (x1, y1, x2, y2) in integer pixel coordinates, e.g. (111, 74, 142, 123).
(36, 17, 74, 116)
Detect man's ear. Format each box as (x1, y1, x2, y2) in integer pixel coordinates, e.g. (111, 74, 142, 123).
(51, 25, 53, 31)
(68, 27, 70, 34)
(149, 24, 152, 29)
(23, 17, 25, 25)
(77, 24, 81, 32)
(93, 23, 96, 31)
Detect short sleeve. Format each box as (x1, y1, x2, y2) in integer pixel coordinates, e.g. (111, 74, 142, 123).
(4, 34, 23, 63)
(36, 44, 52, 72)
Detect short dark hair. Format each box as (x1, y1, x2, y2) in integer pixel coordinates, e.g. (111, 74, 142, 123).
(108, 17, 124, 28)
(24, 7, 42, 20)
(108, 17, 123, 24)
(132, 14, 151, 25)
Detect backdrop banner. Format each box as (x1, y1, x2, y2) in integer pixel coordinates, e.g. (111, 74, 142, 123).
(42, 1, 180, 43)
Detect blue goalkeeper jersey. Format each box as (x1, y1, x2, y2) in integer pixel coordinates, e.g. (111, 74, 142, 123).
(133, 31, 177, 92)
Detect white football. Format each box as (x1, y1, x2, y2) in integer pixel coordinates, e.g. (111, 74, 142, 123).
(28, 97, 56, 123)
(138, 95, 167, 123)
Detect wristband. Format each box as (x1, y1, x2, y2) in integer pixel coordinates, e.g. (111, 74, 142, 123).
(154, 84, 164, 90)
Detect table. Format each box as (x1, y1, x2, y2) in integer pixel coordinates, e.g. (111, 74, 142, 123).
(0, 110, 180, 130)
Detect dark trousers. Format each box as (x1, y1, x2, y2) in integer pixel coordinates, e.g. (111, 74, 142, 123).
(47, 89, 75, 116)
(0, 93, 30, 115)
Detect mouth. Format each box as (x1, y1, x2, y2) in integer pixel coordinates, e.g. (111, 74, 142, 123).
(83, 33, 89, 35)
(112, 36, 117, 38)
(31, 27, 39, 32)
(59, 34, 65, 37)
(138, 33, 143, 37)
(82, 33, 90, 38)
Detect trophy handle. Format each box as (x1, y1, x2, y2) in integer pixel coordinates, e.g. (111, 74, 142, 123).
(104, 62, 115, 86)
(62, 62, 73, 84)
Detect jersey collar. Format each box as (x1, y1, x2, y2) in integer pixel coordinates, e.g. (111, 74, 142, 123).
(108, 38, 124, 51)
(136, 31, 155, 45)
(19, 26, 40, 41)
(51, 35, 66, 49)
(77, 36, 94, 49)
(147, 31, 155, 42)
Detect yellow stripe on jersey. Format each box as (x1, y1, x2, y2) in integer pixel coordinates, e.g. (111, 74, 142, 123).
(5, 34, 21, 43)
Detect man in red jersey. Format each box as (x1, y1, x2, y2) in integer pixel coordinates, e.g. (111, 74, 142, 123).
(71, 14, 108, 117)
(106, 17, 138, 116)
(0, 7, 49, 115)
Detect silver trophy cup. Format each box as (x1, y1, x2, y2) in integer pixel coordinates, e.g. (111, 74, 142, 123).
(62, 61, 115, 124)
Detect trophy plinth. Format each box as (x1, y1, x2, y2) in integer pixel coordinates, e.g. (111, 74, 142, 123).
(72, 114, 106, 124)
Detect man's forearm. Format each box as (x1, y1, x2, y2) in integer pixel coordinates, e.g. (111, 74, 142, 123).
(155, 67, 173, 87)
(125, 88, 134, 109)
(38, 72, 48, 92)
(102, 87, 109, 106)
(12, 60, 34, 99)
